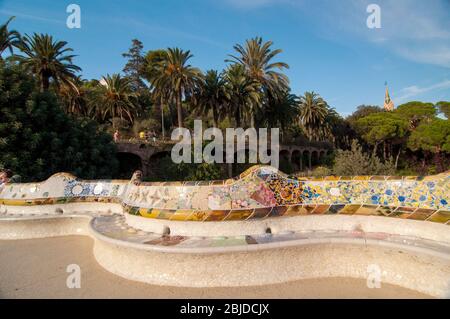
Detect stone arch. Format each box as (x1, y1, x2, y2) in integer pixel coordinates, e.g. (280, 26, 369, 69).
(279, 149, 291, 161)
(320, 150, 327, 159)
(311, 150, 320, 168)
(116, 152, 143, 179)
(146, 151, 172, 179)
(279, 149, 292, 173)
(302, 149, 312, 171)
(291, 149, 303, 172)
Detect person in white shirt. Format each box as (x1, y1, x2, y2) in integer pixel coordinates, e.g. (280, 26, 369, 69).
(0, 169, 12, 188)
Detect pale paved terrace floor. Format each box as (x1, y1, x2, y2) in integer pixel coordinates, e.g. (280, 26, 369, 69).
(0, 236, 430, 299)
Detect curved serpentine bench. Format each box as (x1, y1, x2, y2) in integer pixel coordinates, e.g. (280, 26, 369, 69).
(0, 166, 449, 296)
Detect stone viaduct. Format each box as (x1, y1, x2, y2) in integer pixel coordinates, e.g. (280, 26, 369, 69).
(116, 142, 330, 177)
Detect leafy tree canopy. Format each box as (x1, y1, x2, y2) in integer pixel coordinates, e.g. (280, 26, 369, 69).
(436, 101, 450, 119)
(0, 60, 119, 181)
(407, 118, 450, 154)
(346, 104, 383, 125)
(394, 101, 436, 128)
(355, 112, 409, 146)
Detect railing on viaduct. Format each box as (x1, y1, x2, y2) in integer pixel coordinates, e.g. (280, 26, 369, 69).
(115, 140, 330, 177)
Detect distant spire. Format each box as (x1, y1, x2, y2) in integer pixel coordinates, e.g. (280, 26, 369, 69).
(384, 82, 394, 111)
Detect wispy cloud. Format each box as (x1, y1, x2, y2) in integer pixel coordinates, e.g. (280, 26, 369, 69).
(365, 0, 450, 68)
(395, 80, 450, 103)
(116, 18, 228, 49)
(346, 0, 450, 68)
(0, 9, 63, 25)
(270, 0, 450, 69)
(394, 45, 450, 69)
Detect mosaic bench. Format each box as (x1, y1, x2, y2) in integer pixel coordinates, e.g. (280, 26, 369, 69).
(0, 166, 449, 295)
(1, 165, 449, 220)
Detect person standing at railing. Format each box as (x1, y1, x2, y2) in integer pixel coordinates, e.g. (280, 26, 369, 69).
(113, 130, 120, 143)
(0, 169, 12, 188)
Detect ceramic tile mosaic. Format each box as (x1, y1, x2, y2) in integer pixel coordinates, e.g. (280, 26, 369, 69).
(1, 165, 449, 225)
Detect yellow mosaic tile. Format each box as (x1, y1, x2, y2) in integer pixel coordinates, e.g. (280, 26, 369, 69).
(427, 211, 450, 224)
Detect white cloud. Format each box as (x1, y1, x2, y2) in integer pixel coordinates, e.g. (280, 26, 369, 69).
(395, 80, 450, 103)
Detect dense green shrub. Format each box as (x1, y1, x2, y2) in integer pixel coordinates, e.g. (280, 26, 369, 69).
(148, 155, 225, 182)
(311, 166, 332, 177)
(0, 61, 119, 181)
(332, 140, 395, 176)
(132, 117, 161, 136)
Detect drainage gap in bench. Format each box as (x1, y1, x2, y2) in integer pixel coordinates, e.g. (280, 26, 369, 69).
(162, 226, 171, 236)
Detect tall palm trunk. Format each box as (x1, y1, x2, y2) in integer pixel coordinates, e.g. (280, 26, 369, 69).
(250, 111, 255, 128)
(176, 90, 183, 128)
(212, 105, 218, 127)
(235, 106, 241, 127)
(41, 74, 50, 92)
(160, 96, 165, 138)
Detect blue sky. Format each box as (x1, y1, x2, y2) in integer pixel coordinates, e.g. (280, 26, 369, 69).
(1, 0, 450, 116)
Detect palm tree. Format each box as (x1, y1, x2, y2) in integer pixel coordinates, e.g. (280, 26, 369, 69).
(298, 91, 329, 141)
(0, 16, 21, 58)
(325, 108, 354, 149)
(227, 37, 289, 98)
(152, 48, 203, 128)
(91, 74, 138, 126)
(193, 70, 227, 127)
(16, 33, 81, 92)
(143, 49, 167, 84)
(59, 76, 87, 116)
(58, 77, 101, 118)
(259, 91, 299, 138)
(143, 49, 170, 137)
(223, 64, 261, 127)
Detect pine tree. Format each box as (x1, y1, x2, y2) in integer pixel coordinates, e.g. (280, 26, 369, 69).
(122, 39, 146, 91)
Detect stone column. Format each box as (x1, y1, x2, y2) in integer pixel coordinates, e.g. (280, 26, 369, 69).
(308, 151, 312, 170)
(141, 158, 150, 178)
